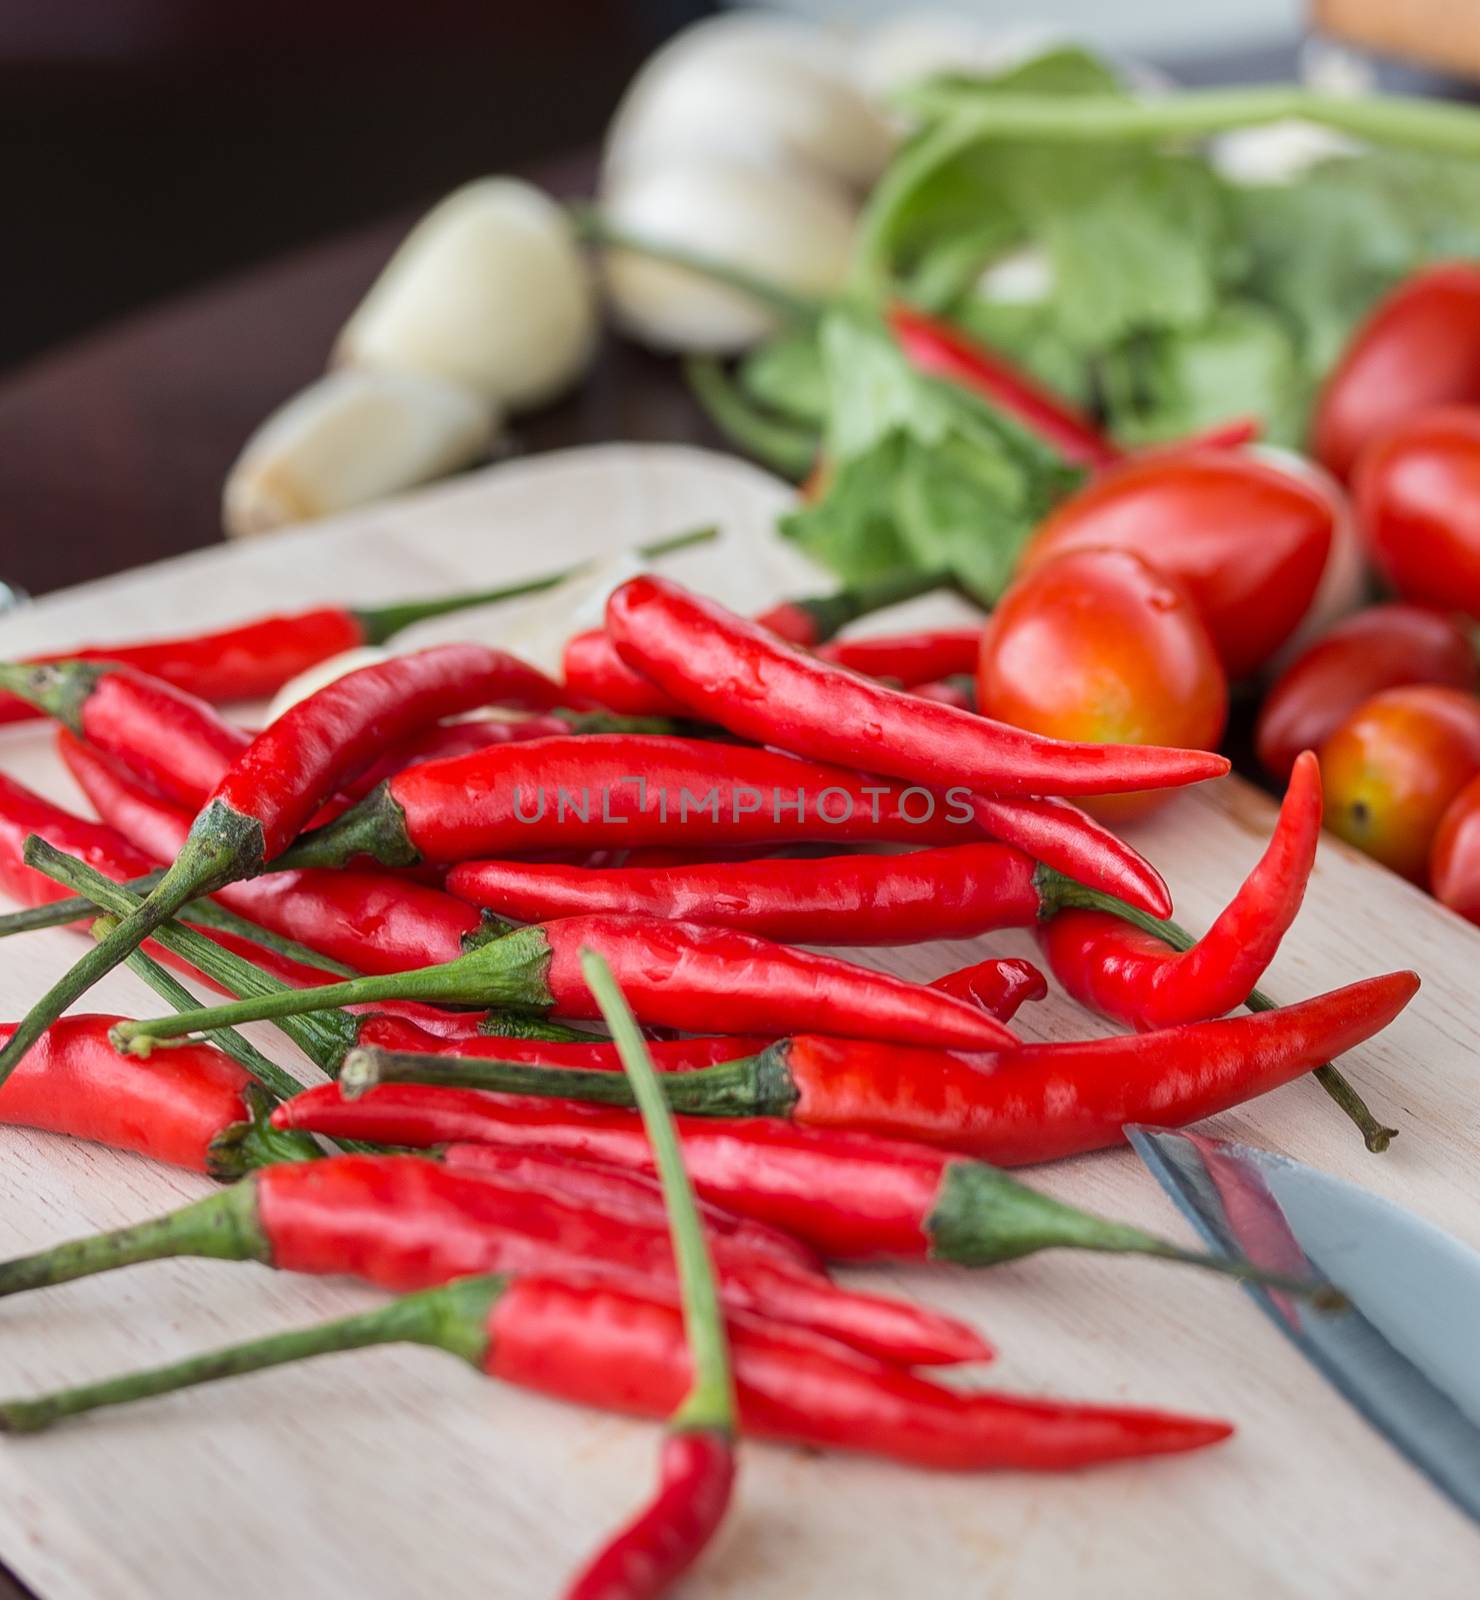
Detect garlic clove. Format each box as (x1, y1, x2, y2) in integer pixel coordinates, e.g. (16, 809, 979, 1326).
(604, 12, 892, 193)
(223, 368, 496, 539)
(600, 157, 856, 353)
(335, 178, 598, 412)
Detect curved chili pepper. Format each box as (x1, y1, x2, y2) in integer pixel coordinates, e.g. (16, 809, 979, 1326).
(0, 1154, 983, 1369)
(276, 1090, 1339, 1296)
(340, 970, 1416, 1164)
(563, 629, 691, 719)
(932, 957, 1046, 1022)
(355, 1015, 773, 1071)
(565, 947, 736, 1599)
(0, 1015, 316, 1179)
(114, 911, 1023, 1055)
(606, 577, 1230, 799)
(0, 527, 717, 727)
(0, 643, 585, 1087)
(1037, 751, 1324, 1030)
(57, 732, 491, 979)
(0, 1270, 1232, 1467)
(446, 842, 1150, 949)
(888, 303, 1121, 469)
(338, 714, 572, 801)
(816, 627, 983, 686)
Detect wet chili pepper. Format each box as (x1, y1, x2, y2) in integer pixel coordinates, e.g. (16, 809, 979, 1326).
(0, 643, 587, 1087)
(339, 971, 1415, 1163)
(888, 303, 1120, 469)
(0, 1270, 1232, 1468)
(815, 627, 983, 686)
(446, 841, 1150, 950)
(0, 1015, 316, 1179)
(1036, 752, 1323, 1030)
(113, 912, 1023, 1054)
(0, 526, 717, 727)
(0, 1153, 983, 1369)
(275, 1086, 1333, 1293)
(605, 577, 1230, 799)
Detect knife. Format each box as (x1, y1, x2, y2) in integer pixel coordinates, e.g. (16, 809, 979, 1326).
(1126, 1124, 1480, 1527)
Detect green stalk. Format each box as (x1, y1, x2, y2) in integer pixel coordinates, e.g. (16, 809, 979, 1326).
(0, 1276, 506, 1434)
(685, 357, 821, 480)
(572, 205, 822, 324)
(351, 524, 719, 642)
(27, 840, 354, 1073)
(1037, 867, 1398, 1154)
(582, 948, 735, 1433)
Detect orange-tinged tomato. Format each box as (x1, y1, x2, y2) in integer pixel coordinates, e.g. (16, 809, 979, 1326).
(1353, 406, 1480, 618)
(1313, 262, 1480, 482)
(1018, 449, 1334, 679)
(1430, 772, 1480, 924)
(1320, 685, 1480, 882)
(977, 549, 1227, 820)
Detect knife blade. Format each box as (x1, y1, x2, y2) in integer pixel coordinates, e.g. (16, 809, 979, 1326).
(1126, 1124, 1480, 1527)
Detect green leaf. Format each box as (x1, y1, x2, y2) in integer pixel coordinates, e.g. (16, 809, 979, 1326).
(951, 296, 1097, 406)
(738, 331, 828, 428)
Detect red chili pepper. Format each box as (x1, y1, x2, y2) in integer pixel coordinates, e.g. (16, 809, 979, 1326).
(276, 1086, 1329, 1292)
(931, 957, 1046, 1022)
(0, 1154, 984, 1369)
(910, 676, 975, 711)
(606, 577, 1229, 799)
(0, 1270, 1231, 1467)
(0, 1014, 316, 1178)
(815, 627, 983, 686)
(0, 527, 718, 727)
(338, 970, 1415, 1164)
(0, 644, 590, 1087)
(1037, 752, 1323, 1030)
(58, 733, 490, 978)
(1256, 604, 1479, 782)
(447, 843, 1099, 949)
(337, 714, 574, 801)
(888, 303, 1121, 469)
(113, 912, 1022, 1054)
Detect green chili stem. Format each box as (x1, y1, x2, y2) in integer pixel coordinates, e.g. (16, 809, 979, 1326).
(353, 525, 719, 642)
(684, 357, 821, 480)
(581, 948, 735, 1434)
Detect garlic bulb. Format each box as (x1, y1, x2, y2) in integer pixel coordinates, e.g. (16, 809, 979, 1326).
(600, 157, 856, 352)
(604, 12, 892, 193)
(336, 178, 598, 412)
(223, 369, 495, 539)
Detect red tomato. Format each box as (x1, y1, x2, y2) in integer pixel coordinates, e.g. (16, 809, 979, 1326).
(1313, 262, 1480, 482)
(1256, 604, 1479, 782)
(1320, 685, 1480, 882)
(977, 548, 1227, 820)
(1354, 406, 1480, 617)
(1430, 773, 1480, 924)
(1018, 449, 1333, 679)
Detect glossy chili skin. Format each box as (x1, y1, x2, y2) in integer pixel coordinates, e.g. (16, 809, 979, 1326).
(1018, 451, 1334, 679)
(0, 1015, 263, 1174)
(447, 844, 1046, 947)
(606, 577, 1230, 798)
(60, 733, 486, 975)
(932, 957, 1046, 1023)
(1430, 771, 1480, 923)
(339, 715, 572, 802)
(1256, 605, 1479, 782)
(888, 303, 1118, 468)
(565, 1429, 734, 1600)
(1352, 406, 1480, 617)
(1037, 751, 1323, 1030)
(253, 1157, 988, 1366)
(563, 629, 689, 719)
(1313, 262, 1480, 481)
(486, 1275, 1230, 1470)
(815, 627, 984, 686)
(0, 607, 366, 727)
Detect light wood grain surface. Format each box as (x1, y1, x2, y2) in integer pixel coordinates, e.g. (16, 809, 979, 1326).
(0, 444, 1476, 1599)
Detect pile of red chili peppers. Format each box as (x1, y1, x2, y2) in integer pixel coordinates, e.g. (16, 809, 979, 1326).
(0, 561, 1416, 1596)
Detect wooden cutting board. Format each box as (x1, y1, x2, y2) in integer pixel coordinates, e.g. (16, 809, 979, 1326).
(0, 444, 1475, 1599)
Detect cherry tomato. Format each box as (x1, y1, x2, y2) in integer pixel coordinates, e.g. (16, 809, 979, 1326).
(1430, 773, 1480, 924)
(977, 548, 1227, 820)
(1320, 685, 1480, 882)
(1354, 406, 1480, 618)
(1256, 604, 1479, 782)
(1313, 262, 1480, 482)
(1017, 449, 1333, 679)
